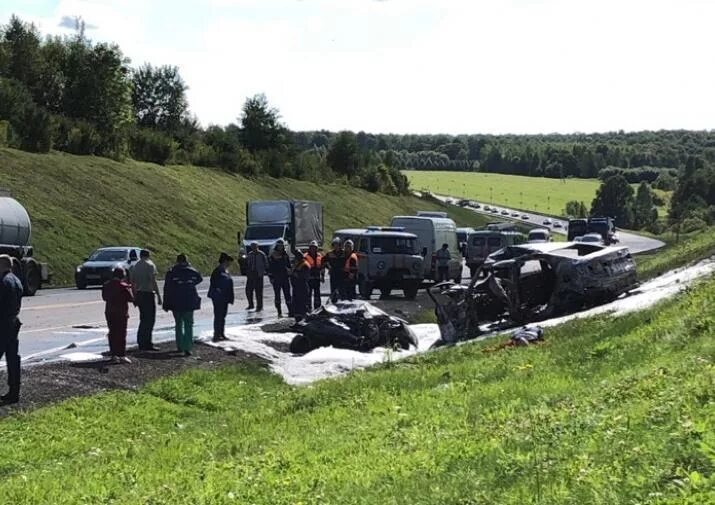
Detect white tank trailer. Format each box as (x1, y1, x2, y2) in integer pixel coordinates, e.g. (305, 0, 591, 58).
(0, 195, 49, 295)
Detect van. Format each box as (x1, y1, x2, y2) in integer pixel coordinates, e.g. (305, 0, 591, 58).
(390, 215, 462, 283)
(527, 228, 552, 243)
(465, 230, 526, 277)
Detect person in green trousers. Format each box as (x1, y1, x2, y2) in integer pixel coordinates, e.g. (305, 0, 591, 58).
(163, 254, 203, 356)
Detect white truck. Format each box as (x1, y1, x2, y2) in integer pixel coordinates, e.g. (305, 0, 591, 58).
(390, 214, 462, 284)
(238, 200, 324, 268)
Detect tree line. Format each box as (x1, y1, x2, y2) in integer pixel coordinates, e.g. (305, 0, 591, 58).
(0, 15, 408, 196)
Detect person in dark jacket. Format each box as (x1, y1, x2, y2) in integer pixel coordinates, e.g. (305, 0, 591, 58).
(245, 242, 268, 311)
(102, 267, 134, 364)
(323, 237, 344, 302)
(0, 255, 23, 404)
(268, 239, 292, 317)
(290, 250, 311, 321)
(163, 254, 203, 356)
(208, 252, 235, 342)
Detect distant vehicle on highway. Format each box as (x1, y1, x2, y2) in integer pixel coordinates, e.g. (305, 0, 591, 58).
(521, 214, 530, 220)
(511, 211, 519, 217)
(483, 205, 491, 211)
(75, 247, 143, 289)
(472, 202, 481, 209)
(500, 209, 509, 215)
(491, 208, 499, 213)
(542, 218, 553, 226)
(580, 233, 604, 244)
(553, 221, 563, 229)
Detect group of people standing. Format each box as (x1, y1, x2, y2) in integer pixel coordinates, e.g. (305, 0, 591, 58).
(101, 250, 235, 362)
(99, 238, 359, 363)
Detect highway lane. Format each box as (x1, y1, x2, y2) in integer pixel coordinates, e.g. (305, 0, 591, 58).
(438, 195, 666, 254)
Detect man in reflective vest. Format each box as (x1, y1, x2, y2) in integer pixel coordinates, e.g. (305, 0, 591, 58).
(341, 240, 359, 301)
(303, 240, 324, 310)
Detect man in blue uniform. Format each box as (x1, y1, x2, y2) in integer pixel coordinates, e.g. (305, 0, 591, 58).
(0, 255, 23, 405)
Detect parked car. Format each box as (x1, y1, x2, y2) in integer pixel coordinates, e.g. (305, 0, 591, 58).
(75, 246, 143, 289)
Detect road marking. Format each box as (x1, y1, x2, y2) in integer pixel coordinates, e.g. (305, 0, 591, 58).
(21, 320, 106, 334)
(23, 289, 212, 311)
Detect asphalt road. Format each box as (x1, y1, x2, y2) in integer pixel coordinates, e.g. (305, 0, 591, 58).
(439, 195, 666, 254)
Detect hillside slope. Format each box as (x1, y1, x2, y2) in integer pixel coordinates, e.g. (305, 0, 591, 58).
(0, 148, 488, 284)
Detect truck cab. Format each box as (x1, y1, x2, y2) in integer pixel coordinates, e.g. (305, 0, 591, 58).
(336, 227, 424, 299)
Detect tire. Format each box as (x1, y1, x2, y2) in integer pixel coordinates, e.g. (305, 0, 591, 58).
(359, 280, 373, 300)
(403, 283, 419, 300)
(22, 261, 41, 296)
(76, 279, 87, 290)
(468, 266, 478, 278)
(379, 286, 392, 298)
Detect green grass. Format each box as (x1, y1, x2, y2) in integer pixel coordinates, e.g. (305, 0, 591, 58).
(636, 228, 715, 280)
(1, 275, 715, 503)
(0, 148, 488, 285)
(405, 170, 603, 216)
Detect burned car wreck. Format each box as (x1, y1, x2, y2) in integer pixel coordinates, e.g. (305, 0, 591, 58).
(289, 300, 418, 354)
(428, 242, 638, 345)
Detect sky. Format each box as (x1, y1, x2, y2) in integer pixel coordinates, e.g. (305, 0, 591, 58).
(2, 0, 714, 134)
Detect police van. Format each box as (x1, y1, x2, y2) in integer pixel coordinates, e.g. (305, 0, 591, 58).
(390, 215, 462, 283)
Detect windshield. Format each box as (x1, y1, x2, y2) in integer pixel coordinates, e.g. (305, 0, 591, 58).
(89, 249, 128, 262)
(370, 237, 417, 254)
(245, 225, 285, 240)
(471, 237, 486, 247)
(529, 232, 548, 241)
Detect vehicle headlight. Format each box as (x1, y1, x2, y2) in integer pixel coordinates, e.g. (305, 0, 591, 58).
(377, 261, 386, 270)
(76, 266, 83, 273)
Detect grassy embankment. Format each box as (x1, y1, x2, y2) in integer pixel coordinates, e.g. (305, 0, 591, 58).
(0, 148, 488, 285)
(405, 170, 671, 217)
(636, 228, 715, 280)
(0, 275, 714, 502)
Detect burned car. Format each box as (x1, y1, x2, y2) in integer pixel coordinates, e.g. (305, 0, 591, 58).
(428, 242, 638, 344)
(289, 300, 418, 354)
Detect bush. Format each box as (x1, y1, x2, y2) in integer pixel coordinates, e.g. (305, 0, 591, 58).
(599, 166, 679, 184)
(54, 117, 102, 155)
(0, 120, 8, 147)
(0, 78, 53, 153)
(129, 128, 177, 165)
(681, 217, 708, 233)
(653, 171, 677, 191)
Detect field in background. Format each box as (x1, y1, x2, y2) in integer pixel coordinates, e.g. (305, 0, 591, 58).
(406, 171, 604, 216)
(0, 273, 713, 503)
(0, 149, 489, 285)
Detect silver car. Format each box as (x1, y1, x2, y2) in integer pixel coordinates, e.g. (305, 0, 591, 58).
(75, 246, 143, 289)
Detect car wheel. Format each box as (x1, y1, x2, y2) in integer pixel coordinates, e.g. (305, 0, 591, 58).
(76, 279, 87, 290)
(379, 286, 392, 298)
(403, 283, 419, 300)
(23, 262, 41, 296)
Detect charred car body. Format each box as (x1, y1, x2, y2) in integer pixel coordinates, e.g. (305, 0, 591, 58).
(429, 241, 638, 344)
(289, 300, 418, 354)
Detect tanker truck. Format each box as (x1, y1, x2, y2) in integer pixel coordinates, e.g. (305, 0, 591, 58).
(0, 195, 49, 295)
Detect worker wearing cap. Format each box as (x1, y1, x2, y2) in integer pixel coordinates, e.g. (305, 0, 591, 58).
(208, 252, 235, 342)
(341, 240, 359, 301)
(303, 240, 324, 310)
(323, 237, 344, 302)
(245, 241, 268, 311)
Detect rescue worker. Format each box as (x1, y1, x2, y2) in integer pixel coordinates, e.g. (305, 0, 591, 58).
(163, 254, 203, 356)
(304, 240, 324, 310)
(436, 243, 451, 282)
(0, 255, 23, 404)
(290, 249, 311, 321)
(129, 249, 162, 351)
(102, 267, 134, 364)
(245, 242, 268, 311)
(268, 239, 293, 317)
(341, 240, 359, 301)
(208, 252, 235, 342)
(323, 237, 344, 302)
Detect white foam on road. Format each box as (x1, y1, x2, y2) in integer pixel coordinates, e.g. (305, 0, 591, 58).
(201, 324, 441, 386)
(206, 258, 714, 385)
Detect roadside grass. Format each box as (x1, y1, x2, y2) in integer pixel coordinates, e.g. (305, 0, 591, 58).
(0, 148, 488, 285)
(1, 277, 714, 503)
(636, 227, 715, 281)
